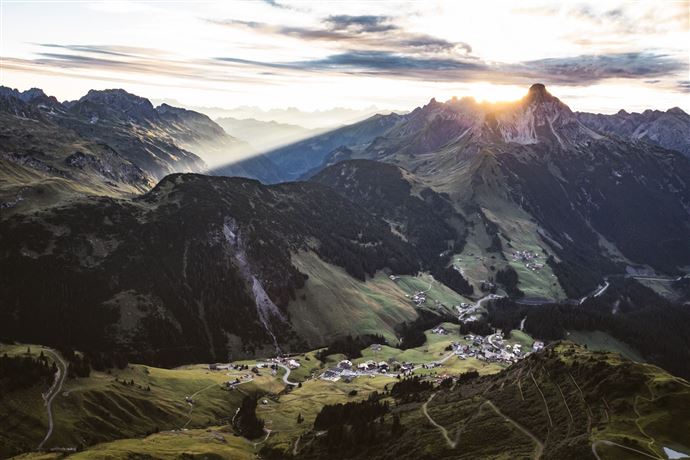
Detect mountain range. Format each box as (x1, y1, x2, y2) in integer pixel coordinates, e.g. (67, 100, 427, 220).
(1, 83, 689, 366)
(2, 82, 690, 459)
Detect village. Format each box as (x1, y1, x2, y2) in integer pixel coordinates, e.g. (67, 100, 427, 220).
(511, 249, 544, 271)
(315, 331, 545, 384)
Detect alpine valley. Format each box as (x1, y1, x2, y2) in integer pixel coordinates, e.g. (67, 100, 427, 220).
(1, 83, 689, 460)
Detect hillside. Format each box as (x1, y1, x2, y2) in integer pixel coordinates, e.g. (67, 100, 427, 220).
(0, 173, 425, 366)
(287, 342, 690, 460)
(263, 84, 690, 298)
(310, 160, 474, 296)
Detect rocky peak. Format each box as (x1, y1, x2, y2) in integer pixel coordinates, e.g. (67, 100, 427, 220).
(491, 84, 589, 146)
(74, 89, 159, 123)
(525, 83, 552, 104)
(667, 107, 689, 118)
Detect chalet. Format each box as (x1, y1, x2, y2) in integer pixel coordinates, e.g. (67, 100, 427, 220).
(287, 359, 301, 369)
(338, 359, 353, 369)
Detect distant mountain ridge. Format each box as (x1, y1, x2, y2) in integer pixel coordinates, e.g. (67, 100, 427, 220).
(576, 106, 690, 157)
(0, 86, 283, 214)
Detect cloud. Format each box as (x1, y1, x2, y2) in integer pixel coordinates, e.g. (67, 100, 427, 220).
(6, 44, 274, 86)
(324, 15, 397, 33)
(677, 81, 690, 93)
(215, 50, 687, 87)
(9, 44, 688, 94)
(207, 15, 472, 55)
(516, 52, 687, 85)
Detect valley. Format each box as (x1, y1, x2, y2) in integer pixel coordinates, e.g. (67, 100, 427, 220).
(2, 73, 689, 460)
(5, 338, 688, 460)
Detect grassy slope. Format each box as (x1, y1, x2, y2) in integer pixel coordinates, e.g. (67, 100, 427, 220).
(0, 344, 279, 457)
(394, 273, 472, 312)
(567, 330, 645, 363)
(289, 342, 690, 460)
(288, 251, 419, 346)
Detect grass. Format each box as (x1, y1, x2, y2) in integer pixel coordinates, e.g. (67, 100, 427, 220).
(394, 273, 472, 312)
(566, 330, 645, 363)
(6, 339, 688, 459)
(288, 251, 418, 346)
(0, 344, 280, 458)
(259, 376, 395, 452)
(508, 330, 535, 349)
(450, 199, 565, 301)
(51, 427, 254, 460)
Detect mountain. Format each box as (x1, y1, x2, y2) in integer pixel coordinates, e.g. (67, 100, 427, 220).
(266, 84, 690, 298)
(0, 173, 420, 366)
(215, 116, 316, 152)
(288, 342, 690, 460)
(0, 87, 281, 214)
(310, 160, 474, 296)
(261, 112, 405, 182)
(577, 107, 690, 158)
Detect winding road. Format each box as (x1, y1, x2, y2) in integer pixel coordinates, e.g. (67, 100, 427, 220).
(38, 349, 68, 450)
(277, 364, 299, 386)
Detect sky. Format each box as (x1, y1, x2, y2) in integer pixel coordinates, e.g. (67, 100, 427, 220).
(1, 0, 688, 120)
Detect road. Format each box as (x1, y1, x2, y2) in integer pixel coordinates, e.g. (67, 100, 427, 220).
(38, 349, 68, 450)
(277, 364, 299, 386)
(422, 393, 457, 449)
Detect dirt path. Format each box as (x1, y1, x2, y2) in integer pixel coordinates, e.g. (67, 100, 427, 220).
(483, 400, 544, 460)
(38, 349, 68, 450)
(182, 382, 218, 429)
(292, 435, 301, 455)
(421, 393, 457, 449)
(591, 440, 662, 460)
(530, 372, 553, 427)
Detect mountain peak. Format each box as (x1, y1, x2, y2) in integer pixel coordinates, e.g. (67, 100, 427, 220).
(76, 88, 158, 123)
(525, 83, 554, 104)
(667, 107, 688, 117)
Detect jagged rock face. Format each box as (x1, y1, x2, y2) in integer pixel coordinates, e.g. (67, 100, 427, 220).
(491, 83, 586, 146)
(576, 106, 690, 158)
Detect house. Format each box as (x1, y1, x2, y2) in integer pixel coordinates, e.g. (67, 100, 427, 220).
(378, 361, 389, 370)
(288, 359, 301, 369)
(338, 359, 353, 369)
(431, 326, 448, 335)
(532, 341, 545, 352)
(357, 363, 369, 371)
(321, 370, 341, 382)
